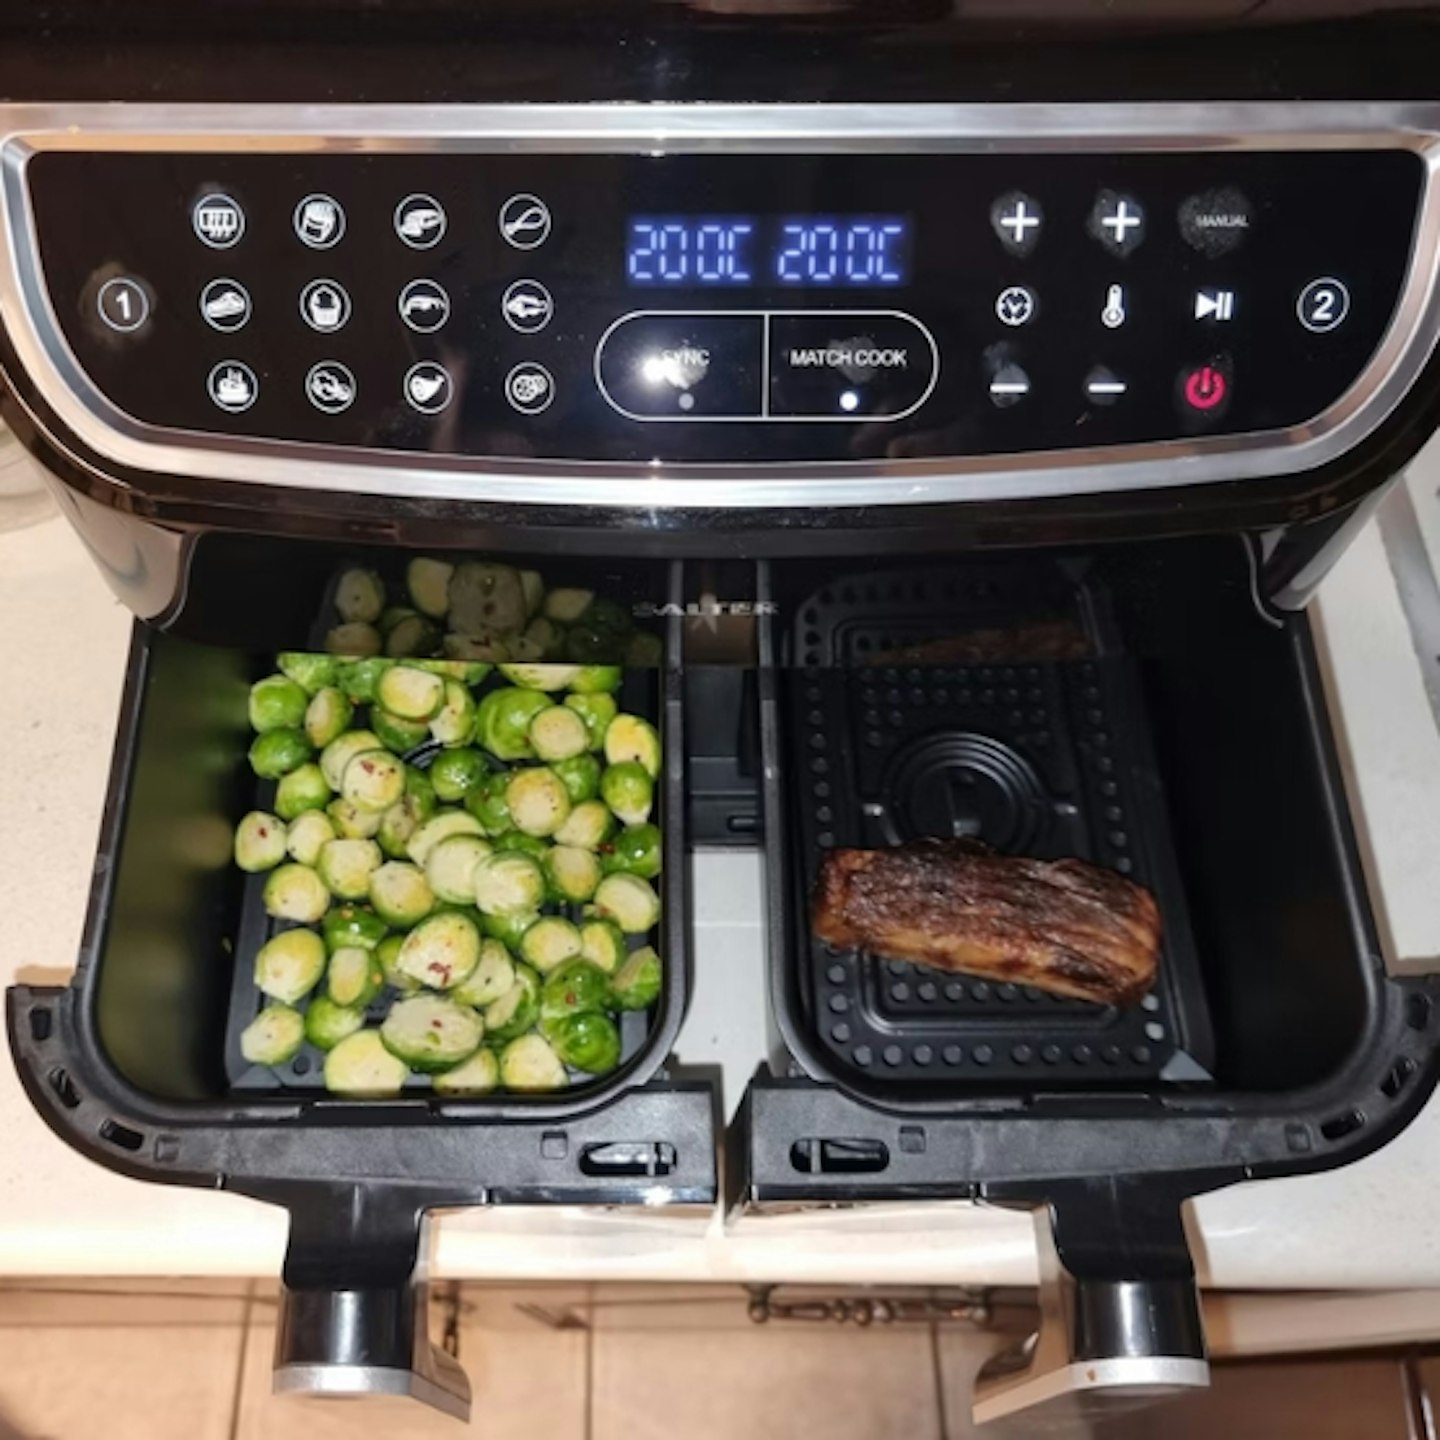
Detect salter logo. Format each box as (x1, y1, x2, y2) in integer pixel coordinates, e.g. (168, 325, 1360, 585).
(633, 600, 779, 619)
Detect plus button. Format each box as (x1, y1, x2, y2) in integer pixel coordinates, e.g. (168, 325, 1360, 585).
(991, 192, 1044, 255)
(1091, 192, 1146, 254)
(1103, 201, 1141, 241)
(1002, 201, 1040, 243)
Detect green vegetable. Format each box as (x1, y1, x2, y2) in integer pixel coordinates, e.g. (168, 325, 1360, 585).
(498, 662, 581, 692)
(543, 588, 593, 624)
(406, 764, 438, 815)
(324, 1029, 408, 1096)
(625, 632, 665, 668)
(250, 674, 309, 733)
(381, 994, 484, 1072)
(430, 748, 490, 803)
(481, 909, 539, 951)
(376, 934, 418, 993)
(336, 657, 392, 702)
(425, 834, 493, 904)
(326, 622, 382, 658)
(322, 904, 388, 953)
(610, 945, 662, 1011)
(600, 761, 654, 827)
(287, 810, 336, 867)
(249, 728, 311, 779)
(327, 945, 385, 1008)
(371, 707, 430, 754)
(395, 909, 483, 991)
(473, 851, 547, 916)
(262, 864, 330, 924)
(520, 568, 545, 618)
(407, 810, 485, 867)
(429, 680, 478, 747)
(540, 958, 612, 1026)
(519, 915, 583, 974)
(275, 762, 331, 822)
(240, 1004, 306, 1067)
(335, 567, 386, 625)
(407, 557, 454, 618)
(554, 799, 616, 851)
(368, 861, 436, 928)
(604, 714, 662, 779)
(528, 705, 589, 762)
(377, 795, 426, 860)
(305, 687, 355, 749)
(444, 633, 510, 663)
(278, 652, 340, 695)
(254, 927, 327, 1003)
(450, 938, 517, 1008)
(305, 995, 366, 1052)
(474, 686, 553, 761)
(384, 614, 439, 660)
(381, 606, 417, 635)
(547, 1011, 622, 1075)
(320, 729, 383, 791)
(592, 873, 660, 934)
(483, 964, 542, 1044)
(579, 918, 627, 974)
(570, 665, 623, 694)
(586, 597, 632, 637)
(494, 830, 551, 861)
(327, 797, 384, 839)
(449, 562, 529, 637)
(431, 1046, 500, 1095)
(498, 1032, 567, 1091)
(545, 845, 601, 903)
(317, 838, 382, 900)
(551, 753, 602, 805)
(464, 778, 514, 836)
(235, 811, 287, 872)
(377, 664, 446, 721)
(505, 766, 572, 837)
(522, 616, 566, 660)
(341, 749, 406, 813)
(565, 692, 619, 751)
(601, 823, 662, 879)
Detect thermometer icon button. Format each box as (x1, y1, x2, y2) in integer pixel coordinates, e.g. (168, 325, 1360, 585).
(1100, 284, 1128, 330)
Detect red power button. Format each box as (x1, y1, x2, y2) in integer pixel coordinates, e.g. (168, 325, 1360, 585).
(1183, 363, 1229, 412)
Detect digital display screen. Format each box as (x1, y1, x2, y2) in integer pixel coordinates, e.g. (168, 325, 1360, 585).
(627, 216, 911, 286)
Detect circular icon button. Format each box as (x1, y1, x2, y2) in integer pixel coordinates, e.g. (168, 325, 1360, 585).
(499, 193, 551, 250)
(394, 194, 447, 250)
(505, 362, 555, 415)
(97, 277, 149, 333)
(305, 361, 357, 414)
(398, 279, 450, 333)
(294, 193, 346, 250)
(995, 285, 1037, 327)
(193, 193, 245, 249)
(199, 278, 251, 333)
(300, 279, 352, 334)
(208, 361, 258, 413)
(1298, 277, 1350, 334)
(404, 361, 454, 415)
(501, 279, 554, 334)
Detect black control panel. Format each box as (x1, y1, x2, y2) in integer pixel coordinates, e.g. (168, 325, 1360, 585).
(25, 148, 1423, 465)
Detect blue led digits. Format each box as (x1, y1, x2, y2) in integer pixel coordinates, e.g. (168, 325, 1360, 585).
(775, 220, 906, 285)
(628, 219, 754, 284)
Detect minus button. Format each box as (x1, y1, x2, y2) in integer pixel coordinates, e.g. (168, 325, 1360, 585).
(1085, 367, 1128, 406)
(989, 362, 1031, 408)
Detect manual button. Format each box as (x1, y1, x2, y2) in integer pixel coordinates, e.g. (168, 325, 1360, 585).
(596, 312, 764, 419)
(768, 312, 936, 420)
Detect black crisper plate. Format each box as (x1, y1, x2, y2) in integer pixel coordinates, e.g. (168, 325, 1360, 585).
(782, 564, 1214, 1092)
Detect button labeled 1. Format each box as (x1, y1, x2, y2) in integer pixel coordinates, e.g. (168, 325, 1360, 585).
(1298, 277, 1350, 334)
(97, 277, 149, 333)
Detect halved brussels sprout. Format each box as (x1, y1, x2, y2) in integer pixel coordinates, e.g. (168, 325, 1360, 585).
(376, 934, 419, 994)
(320, 729, 384, 791)
(450, 562, 529, 637)
(481, 909, 539, 952)
(519, 916, 583, 974)
(406, 764, 438, 815)
(494, 830, 551, 861)
(610, 945, 662, 1011)
(336, 657, 392, 702)
(592, 873, 661, 935)
(431, 1046, 500, 1095)
(278, 652, 340, 696)
(305, 687, 355, 749)
(464, 777, 514, 837)
(371, 707, 431, 755)
(505, 766, 572, 838)
(529, 705, 589, 762)
(381, 994, 484, 1073)
(323, 904, 389, 953)
(262, 864, 330, 924)
(384, 614, 440, 660)
(443, 633, 510, 663)
(450, 937, 517, 1009)
(275, 763, 331, 822)
(424, 834, 494, 905)
(498, 1033, 567, 1091)
(249, 728, 312, 780)
(472, 851, 547, 917)
(579, 918, 627, 974)
(254, 927, 327, 1003)
(324, 1029, 408, 1096)
(326, 622, 382, 658)
(249, 674, 309, 733)
(287, 810, 337, 867)
(520, 569, 545, 618)
(543, 588, 593, 624)
(335, 567, 386, 624)
(377, 795, 426, 860)
(553, 799, 616, 852)
(407, 556, 454, 618)
(474, 686, 554, 761)
(604, 714, 662, 779)
(600, 761, 654, 828)
(327, 944, 385, 1008)
(430, 680, 479, 747)
(317, 838, 383, 900)
(394, 910, 483, 991)
(600, 822, 662, 880)
(429, 748, 490, 803)
(545, 845, 601, 904)
(406, 809, 485, 867)
(368, 860, 436, 928)
(483, 964, 542, 1045)
(552, 754, 602, 805)
(498, 662, 581, 692)
(377, 664, 446, 721)
(547, 1012, 622, 1076)
(240, 1004, 306, 1066)
(305, 995, 366, 1052)
(564, 692, 619, 751)
(570, 665, 623, 695)
(235, 811, 287, 873)
(327, 797, 384, 839)
(342, 750, 407, 813)
(540, 958, 612, 1026)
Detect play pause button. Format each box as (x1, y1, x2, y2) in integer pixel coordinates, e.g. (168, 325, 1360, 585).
(1194, 288, 1236, 321)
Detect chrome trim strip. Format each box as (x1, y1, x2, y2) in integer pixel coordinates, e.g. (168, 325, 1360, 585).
(1, 102, 1439, 513)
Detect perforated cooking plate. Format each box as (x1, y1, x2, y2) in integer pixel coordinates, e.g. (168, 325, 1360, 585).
(781, 564, 1215, 1091)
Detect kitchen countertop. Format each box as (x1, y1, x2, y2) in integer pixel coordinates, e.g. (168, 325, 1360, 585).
(6, 459, 1440, 1289)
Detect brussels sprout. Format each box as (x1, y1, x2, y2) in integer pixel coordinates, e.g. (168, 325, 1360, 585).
(625, 632, 665, 668)
(371, 707, 431, 755)
(519, 916, 583, 974)
(382, 994, 484, 1073)
(377, 664, 446, 721)
(430, 680, 479, 747)
(540, 958, 612, 1026)
(547, 1012, 622, 1076)
(473, 851, 547, 917)
(241, 1004, 306, 1067)
(425, 834, 494, 905)
(381, 605, 419, 636)
(579, 918, 627, 974)
(520, 568, 545, 618)
(395, 910, 483, 991)
(570, 665, 623, 695)
(505, 632, 545, 664)
(483, 963, 542, 1045)
(407, 809, 485, 867)
(262, 864, 330, 925)
(335, 567, 386, 624)
(377, 795, 425, 860)
(320, 729, 384, 791)
(429, 748, 490, 803)
(326, 622, 382, 658)
(545, 845, 601, 904)
(450, 937, 517, 1008)
(416, 658, 487, 683)
(342, 750, 407, 813)
(550, 754, 601, 806)
(600, 761, 654, 827)
(444, 633, 511, 663)
(275, 762, 331, 822)
(474, 686, 554, 761)
(287, 810, 337, 867)
(376, 933, 420, 993)
(368, 860, 436, 928)
(564, 692, 619, 751)
(431, 1046, 500, 1096)
(588, 597, 633, 636)
(497, 663, 581, 692)
(522, 616, 566, 660)
(505, 766, 572, 838)
(235, 811, 287, 872)
(317, 838, 383, 900)
(528, 705, 589, 763)
(481, 909, 539, 951)
(322, 904, 388, 953)
(278, 652, 340, 696)
(324, 1029, 408, 1096)
(384, 614, 440, 660)
(336, 657, 392, 703)
(494, 830, 550, 861)
(464, 777, 514, 837)
(327, 944, 385, 1008)
(610, 945, 662, 1011)
(254, 927, 327, 1003)
(554, 799, 617, 851)
(407, 556, 455, 618)
(498, 1032, 568, 1091)
(449, 562, 529, 637)
(327, 797, 384, 839)
(305, 995, 367, 1052)
(593, 873, 661, 935)
(604, 714, 662, 779)
(544, 588, 593, 624)
(249, 674, 309, 734)
(249, 728, 312, 780)
(601, 823, 662, 880)
(305, 687, 355, 749)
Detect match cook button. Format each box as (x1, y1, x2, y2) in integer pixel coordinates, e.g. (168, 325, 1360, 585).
(767, 312, 936, 419)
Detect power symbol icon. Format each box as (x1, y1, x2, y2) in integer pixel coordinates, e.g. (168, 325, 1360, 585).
(1183, 364, 1228, 412)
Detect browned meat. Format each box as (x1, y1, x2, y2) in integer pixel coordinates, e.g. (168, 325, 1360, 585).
(811, 839, 1160, 1007)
